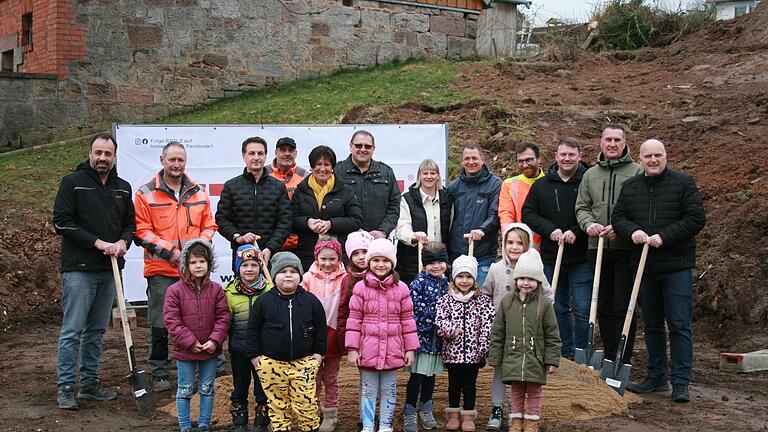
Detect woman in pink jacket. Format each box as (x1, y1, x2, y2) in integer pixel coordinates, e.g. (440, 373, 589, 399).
(345, 238, 420, 432)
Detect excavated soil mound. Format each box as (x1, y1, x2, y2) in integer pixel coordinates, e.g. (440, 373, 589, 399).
(159, 359, 640, 428)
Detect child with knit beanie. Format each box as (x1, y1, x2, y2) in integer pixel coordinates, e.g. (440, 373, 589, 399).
(245, 252, 327, 432)
(481, 224, 554, 431)
(224, 244, 273, 432)
(436, 255, 495, 432)
(488, 249, 561, 432)
(403, 242, 450, 432)
(302, 237, 348, 432)
(345, 238, 420, 432)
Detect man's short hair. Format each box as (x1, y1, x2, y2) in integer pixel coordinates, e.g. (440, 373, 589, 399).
(350, 130, 375, 145)
(90, 133, 117, 151)
(462, 143, 484, 154)
(603, 124, 626, 135)
(241, 137, 267, 154)
(308, 145, 337, 168)
(162, 141, 185, 156)
(557, 137, 581, 152)
(515, 141, 540, 158)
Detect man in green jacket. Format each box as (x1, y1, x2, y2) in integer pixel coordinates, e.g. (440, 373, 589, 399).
(574, 125, 643, 364)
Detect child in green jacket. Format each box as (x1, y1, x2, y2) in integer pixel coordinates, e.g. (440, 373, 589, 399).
(488, 249, 561, 432)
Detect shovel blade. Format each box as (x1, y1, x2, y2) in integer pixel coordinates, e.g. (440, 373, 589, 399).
(600, 359, 631, 395)
(589, 350, 604, 370)
(128, 369, 155, 413)
(574, 347, 587, 365)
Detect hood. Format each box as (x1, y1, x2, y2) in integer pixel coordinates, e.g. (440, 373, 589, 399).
(501, 223, 534, 267)
(364, 271, 396, 290)
(458, 164, 494, 185)
(544, 161, 589, 183)
(179, 238, 216, 280)
(597, 145, 635, 168)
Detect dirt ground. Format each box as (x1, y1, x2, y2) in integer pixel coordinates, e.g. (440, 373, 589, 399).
(2, 3, 768, 432)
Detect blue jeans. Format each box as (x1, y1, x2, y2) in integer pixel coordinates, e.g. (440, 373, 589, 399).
(56, 271, 116, 388)
(544, 261, 592, 358)
(177, 358, 218, 430)
(476, 257, 494, 290)
(638, 269, 693, 386)
(360, 369, 397, 429)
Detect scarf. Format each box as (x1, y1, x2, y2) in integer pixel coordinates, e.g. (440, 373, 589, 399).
(235, 275, 267, 295)
(449, 286, 475, 303)
(308, 173, 335, 210)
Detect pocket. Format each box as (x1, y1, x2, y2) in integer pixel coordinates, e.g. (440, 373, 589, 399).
(149, 203, 176, 230)
(301, 321, 315, 338)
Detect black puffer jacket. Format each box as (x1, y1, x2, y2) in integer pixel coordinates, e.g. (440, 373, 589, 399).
(215, 168, 292, 254)
(334, 156, 401, 235)
(53, 161, 135, 272)
(612, 168, 706, 274)
(245, 287, 327, 361)
(291, 175, 363, 270)
(522, 162, 590, 265)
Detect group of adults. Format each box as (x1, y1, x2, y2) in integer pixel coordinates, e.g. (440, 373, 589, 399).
(52, 124, 705, 411)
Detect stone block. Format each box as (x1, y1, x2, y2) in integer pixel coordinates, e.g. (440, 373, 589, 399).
(430, 15, 466, 37)
(354, 27, 393, 43)
(120, 87, 155, 104)
(211, 0, 241, 18)
(376, 44, 400, 65)
(59, 81, 83, 102)
(347, 42, 378, 66)
(37, 103, 72, 130)
(361, 10, 390, 29)
(85, 81, 118, 101)
(327, 5, 361, 26)
(202, 53, 229, 69)
(446, 36, 475, 60)
(31, 80, 57, 100)
(720, 349, 768, 373)
(417, 32, 435, 51)
(311, 46, 341, 67)
(328, 25, 355, 48)
(127, 24, 163, 48)
(312, 22, 331, 37)
(433, 33, 448, 57)
(392, 13, 429, 33)
(466, 16, 478, 39)
(0, 79, 29, 101)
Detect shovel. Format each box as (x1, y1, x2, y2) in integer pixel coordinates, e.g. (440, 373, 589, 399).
(575, 236, 605, 369)
(463, 233, 475, 258)
(252, 235, 273, 284)
(600, 242, 649, 395)
(417, 241, 424, 273)
(550, 242, 565, 293)
(110, 256, 155, 413)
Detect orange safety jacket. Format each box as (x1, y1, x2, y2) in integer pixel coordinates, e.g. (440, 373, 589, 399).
(498, 169, 545, 248)
(266, 161, 308, 250)
(134, 172, 217, 277)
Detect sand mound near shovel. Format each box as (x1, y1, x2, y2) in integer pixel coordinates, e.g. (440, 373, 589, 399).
(159, 358, 640, 428)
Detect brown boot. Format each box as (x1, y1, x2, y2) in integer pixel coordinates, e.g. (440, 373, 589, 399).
(508, 418, 523, 432)
(460, 410, 478, 432)
(445, 407, 461, 431)
(522, 419, 539, 432)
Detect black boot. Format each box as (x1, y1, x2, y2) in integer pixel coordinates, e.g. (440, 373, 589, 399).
(231, 402, 249, 432)
(253, 404, 270, 432)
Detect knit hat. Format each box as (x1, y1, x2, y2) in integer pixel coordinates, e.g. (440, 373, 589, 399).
(422, 248, 449, 266)
(345, 230, 374, 259)
(365, 238, 397, 268)
(513, 249, 547, 284)
(314, 239, 343, 261)
(451, 255, 477, 280)
(270, 251, 304, 282)
(235, 244, 261, 274)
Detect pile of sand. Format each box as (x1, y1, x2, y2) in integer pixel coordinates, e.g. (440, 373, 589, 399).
(159, 359, 640, 428)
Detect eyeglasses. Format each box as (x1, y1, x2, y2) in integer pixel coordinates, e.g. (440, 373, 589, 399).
(352, 143, 374, 150)
(516, 157, 537, 165)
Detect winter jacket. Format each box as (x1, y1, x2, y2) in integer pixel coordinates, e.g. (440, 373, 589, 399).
(409, 271, 449, 355)
(215, 168, 292, 254)
(522, 162, 590, 265)
(337, 272, 364, 358)
(245, 287, 327, 361)
(334, 156, 401, 235)
(266, 161, 308, 250)
(612, 168, 706, 274)
(447, 165, 502, 261)
(302, 262, 349, 358)
(345, 272, 420, 370)
(223, 278, 273, 356)
(488, 288, 561, 385)
(435, 290, 495, 364)
(575, 147, 643, 250)
(482, 225, 555, 309)
(163, 278, 230, 362)
(53, 161, 136, 273)
(396, 185, 453, 284)
(498, 169, 545, 248)
(134, 171, 217, 277)
(292, 174, 363, 270)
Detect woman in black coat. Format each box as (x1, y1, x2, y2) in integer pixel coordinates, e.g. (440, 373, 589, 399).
(292, 146, 364, 271)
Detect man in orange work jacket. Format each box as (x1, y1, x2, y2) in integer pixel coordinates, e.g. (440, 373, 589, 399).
(134, 141, 217, 391)
(498, 141, 545, 249)
(265, 137, 308, 250)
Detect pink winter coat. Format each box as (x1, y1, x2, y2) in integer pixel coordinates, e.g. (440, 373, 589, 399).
(163, 278, 230, 361)
(303, 262, 348, 358)
(345, 272, 420, 370)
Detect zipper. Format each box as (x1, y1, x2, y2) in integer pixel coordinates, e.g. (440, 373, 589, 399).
(521, 301, 527, 381)
(462, 302, 468, 363)
(554, 188, 561, 212)
(606, 168, 615, 249)
(288, 298, 294, 360)
(648, 183, 654, 230)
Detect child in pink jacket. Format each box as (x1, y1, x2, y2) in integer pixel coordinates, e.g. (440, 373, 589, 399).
(345, 238, 420, 432)
(302, 238, 348, 432)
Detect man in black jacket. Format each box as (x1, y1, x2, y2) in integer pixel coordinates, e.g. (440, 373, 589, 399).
(334, 130, 400, 239)
(52, 133, 136, 410)
(216, 137, 293, 270)
(522, 137, 591, 359)
(612, 139, 705, 402)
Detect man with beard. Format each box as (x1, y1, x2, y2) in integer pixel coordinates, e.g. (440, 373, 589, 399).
(266, 137, 308, 250)
(498, 141, 546, 249)
(53, 133, 136, 410)
(134, 141, 218, 391)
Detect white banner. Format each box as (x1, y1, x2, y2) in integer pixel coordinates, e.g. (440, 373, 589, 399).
(114, 124, 448, 302)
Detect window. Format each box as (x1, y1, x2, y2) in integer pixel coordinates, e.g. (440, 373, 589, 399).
(21, 13, 32, 46)
(734, 5, 747, 16)
(1, 50, 13, 71)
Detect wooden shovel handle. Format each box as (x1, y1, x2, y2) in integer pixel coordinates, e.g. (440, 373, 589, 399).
(252, 236, 273, 284)
(550, 243, 565, 293)
(588, 236, 605, 324)
(417, 241, 424, 273)
(110, 256, 135, 371)
(621, 243, 650, 339)
(463, 233, 474, 258)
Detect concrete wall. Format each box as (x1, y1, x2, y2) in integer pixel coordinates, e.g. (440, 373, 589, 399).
(0, 0, 480, 150)
(713, 0, 761, 20)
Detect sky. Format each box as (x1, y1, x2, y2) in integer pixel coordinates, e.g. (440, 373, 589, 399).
(527, 0, 702, 26)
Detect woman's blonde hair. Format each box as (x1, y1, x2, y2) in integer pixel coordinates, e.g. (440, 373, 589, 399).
(414, 159, 442, 189)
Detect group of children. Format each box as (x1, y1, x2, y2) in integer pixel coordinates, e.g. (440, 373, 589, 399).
(161, 224, 562, 432)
